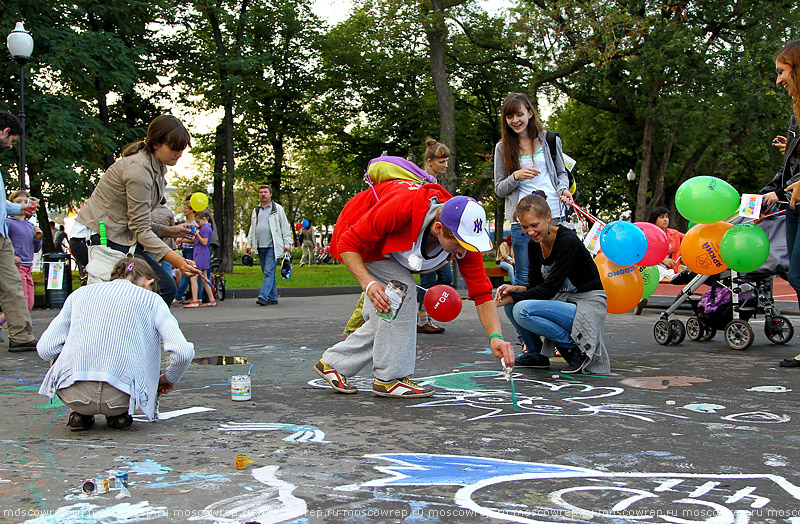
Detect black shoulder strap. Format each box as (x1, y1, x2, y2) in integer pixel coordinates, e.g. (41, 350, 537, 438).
(545, 131, 559, 168)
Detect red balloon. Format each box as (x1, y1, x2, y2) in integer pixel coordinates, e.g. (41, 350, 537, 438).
(634, 222, 670, 267)
(295, 223, 302, 230)
(423, 284, 462, 322)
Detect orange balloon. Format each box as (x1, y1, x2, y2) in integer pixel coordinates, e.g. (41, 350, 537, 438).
(595, 252, 643, 314)
(680, 221, 733, 275)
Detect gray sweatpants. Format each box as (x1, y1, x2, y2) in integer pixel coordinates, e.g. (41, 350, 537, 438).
(321, 259, 417, 382)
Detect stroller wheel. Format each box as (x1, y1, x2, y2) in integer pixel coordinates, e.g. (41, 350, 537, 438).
(765, 315, 794, 344)
(669, 320, 686, 345)
(686, 316, 703, 341)
(654, 320, 673, 345)
(702, 326, 717, 341)
(724, 320, 754, 350)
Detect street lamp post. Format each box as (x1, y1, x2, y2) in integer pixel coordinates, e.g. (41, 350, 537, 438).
(6, 22, 34, 191)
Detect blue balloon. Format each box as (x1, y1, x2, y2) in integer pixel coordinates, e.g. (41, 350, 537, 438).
(599, 220, 647, 266)
(301, 219, 310, 228)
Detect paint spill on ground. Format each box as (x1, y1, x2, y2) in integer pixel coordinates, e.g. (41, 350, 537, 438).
(620, 376, 711, 390)
(22, 501, 166, 523)
(218, 422, 327, 442)
(681, 403, 725, 413)
(132, 406, 215, 422)
(125, 459, 172, 475)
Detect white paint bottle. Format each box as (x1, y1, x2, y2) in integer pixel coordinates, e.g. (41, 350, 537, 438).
(231, 375, 252, 401)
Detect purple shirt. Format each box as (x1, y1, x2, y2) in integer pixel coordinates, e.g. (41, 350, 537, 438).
(7, 217, 42, 266)
(193, 223, 212, 270)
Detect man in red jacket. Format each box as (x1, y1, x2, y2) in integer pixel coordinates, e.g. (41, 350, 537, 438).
(314, 180, 514, 398)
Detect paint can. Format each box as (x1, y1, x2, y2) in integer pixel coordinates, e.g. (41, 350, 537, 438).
(231, 375, 251, 401)
(115, 471, 128, 488)
(81, 479, 96, 495)
(235, 454, 249, 470)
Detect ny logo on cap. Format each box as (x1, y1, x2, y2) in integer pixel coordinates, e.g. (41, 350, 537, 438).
(473, 218, 483, 234)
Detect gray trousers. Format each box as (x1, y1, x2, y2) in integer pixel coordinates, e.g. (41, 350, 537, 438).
(0, 237, 34, 343)
(322, 259, 417, 382)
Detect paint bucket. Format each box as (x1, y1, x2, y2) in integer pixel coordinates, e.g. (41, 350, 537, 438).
(235, 454, 249, 470)
(231, 375, 251, 401)
(81, 479, 96, 495)
(115, 471, 128, 488)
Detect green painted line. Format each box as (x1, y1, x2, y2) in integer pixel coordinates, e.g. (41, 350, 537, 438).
(422, 371, 501, 391)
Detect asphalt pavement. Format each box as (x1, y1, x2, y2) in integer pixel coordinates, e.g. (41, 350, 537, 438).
(1, 289, 799, 523)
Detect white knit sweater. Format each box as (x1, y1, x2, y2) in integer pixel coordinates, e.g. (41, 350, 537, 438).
(37, 279, 195, 420)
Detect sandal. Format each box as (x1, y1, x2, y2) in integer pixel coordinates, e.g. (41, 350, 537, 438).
(201, 300, 217, 307)
(106, 413, 133, 430)
(68, 411, 95, 431)
(183, 301, 201, 308)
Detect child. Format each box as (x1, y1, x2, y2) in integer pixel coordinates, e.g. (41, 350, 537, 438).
(184, 210, 216, 308)
(37, 258, 195, 430)
(7, 191, 42, 310)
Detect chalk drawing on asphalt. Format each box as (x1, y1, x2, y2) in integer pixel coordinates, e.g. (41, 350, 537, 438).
(362, 453, 800, 524)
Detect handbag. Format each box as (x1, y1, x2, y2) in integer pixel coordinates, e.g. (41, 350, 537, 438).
(86, 244, 135, 285)
(280, 253, 293, 279)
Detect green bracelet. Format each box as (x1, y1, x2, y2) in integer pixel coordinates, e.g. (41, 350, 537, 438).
(489, 333, 505, 341)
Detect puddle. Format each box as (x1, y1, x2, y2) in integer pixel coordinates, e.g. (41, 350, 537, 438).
(192, 356, 250, 365)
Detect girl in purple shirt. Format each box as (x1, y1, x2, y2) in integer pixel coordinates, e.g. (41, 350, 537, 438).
(7, 191, 42, 310)
(183, 211, 216, 308)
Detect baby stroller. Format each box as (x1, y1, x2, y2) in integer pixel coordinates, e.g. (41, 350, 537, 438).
(653, 214, 794, 350)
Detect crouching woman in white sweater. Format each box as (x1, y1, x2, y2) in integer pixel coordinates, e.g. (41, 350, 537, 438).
(37, 258, 195, 430)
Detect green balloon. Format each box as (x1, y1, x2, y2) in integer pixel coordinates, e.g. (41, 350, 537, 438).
(719, 224, 770, 273)
(675, 176, 739, 224)
(639, 265, 660, 299)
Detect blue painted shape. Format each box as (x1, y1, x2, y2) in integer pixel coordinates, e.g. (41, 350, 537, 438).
(125, 459, 173, 475)
(365, 453, 595, 486)
(146, 473, 227, 489)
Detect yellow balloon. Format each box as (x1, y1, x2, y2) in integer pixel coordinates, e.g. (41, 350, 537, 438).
(190, 192, 209, 212)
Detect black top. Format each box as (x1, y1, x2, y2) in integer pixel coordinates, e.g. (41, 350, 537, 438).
(510, 227, 603, 303)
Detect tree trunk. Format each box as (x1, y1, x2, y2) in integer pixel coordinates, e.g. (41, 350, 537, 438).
(426, 0, 457, 195)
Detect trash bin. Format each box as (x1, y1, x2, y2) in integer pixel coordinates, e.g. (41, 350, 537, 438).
(43, 252, 72, 308)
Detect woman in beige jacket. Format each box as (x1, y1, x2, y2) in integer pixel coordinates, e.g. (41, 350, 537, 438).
(72, 115, 200, 304)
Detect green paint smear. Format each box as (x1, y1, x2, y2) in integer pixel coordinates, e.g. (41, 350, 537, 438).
(33, 397, 65, 409)
(422, 371, 500, 391)
(14, 385, 40, 390)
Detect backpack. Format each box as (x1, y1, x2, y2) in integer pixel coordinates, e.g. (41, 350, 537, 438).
(364, 156, 437, 202)
(545, 131, 577, 203)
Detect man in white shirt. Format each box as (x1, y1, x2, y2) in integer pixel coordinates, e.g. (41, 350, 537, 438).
(246, 184, 292, 306)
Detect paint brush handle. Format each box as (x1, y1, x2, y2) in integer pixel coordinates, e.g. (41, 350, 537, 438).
(248, 363, 253, 376)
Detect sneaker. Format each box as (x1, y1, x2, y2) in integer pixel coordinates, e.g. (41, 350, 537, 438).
(314, 360, 357, 394)
(8, 339, 37, 352)
(779, 358, 800, 368)
(513, 353, 550, 369)
(417, 320, 445, 334)
(561, 348, 590, 374)
(372, 377, 435, 398)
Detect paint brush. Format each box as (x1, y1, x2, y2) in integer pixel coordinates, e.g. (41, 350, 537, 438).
(501, 359, 520, 411)
(247, 363, 253, 376)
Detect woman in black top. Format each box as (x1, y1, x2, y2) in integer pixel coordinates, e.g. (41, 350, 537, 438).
(495, 192, 610, 374)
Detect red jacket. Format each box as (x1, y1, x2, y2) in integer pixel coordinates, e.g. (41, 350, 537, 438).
(331, 180, 494, 305)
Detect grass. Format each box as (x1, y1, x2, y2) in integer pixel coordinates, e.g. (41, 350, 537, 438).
(32, 253, 498, 292)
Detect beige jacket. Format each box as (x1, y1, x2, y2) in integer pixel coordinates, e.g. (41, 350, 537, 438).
(77, 151, 171, 261)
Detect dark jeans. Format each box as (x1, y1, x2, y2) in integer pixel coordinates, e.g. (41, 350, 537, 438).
(84, 235, 176, 304)
(786, 205, 800, 307)
(418, 263, 453, 308)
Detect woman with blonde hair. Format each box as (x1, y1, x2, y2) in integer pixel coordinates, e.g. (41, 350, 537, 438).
(416, 137, 454, 334)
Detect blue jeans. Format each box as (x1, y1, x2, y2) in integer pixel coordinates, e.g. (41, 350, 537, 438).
(511, 224, 530, 286)
(258, 247, 278, 302)
(504, 299, 577, 356)
(786, 206, 800, 307)
(497, 261, 515, 285)
(417, 263, 453, 306)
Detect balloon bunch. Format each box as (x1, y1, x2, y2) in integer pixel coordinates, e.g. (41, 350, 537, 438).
(576, 175, 771, 314)
(675, 176, 770, 274)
